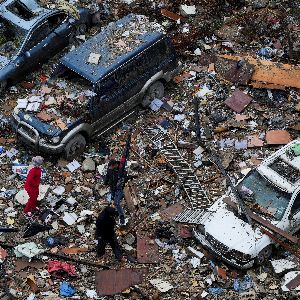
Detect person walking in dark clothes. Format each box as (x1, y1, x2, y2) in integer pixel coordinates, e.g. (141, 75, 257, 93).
(95, 206, 122, 260)
(104, 160, 125, 224)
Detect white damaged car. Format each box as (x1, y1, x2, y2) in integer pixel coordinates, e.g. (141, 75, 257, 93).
(194, 140, 300, 269)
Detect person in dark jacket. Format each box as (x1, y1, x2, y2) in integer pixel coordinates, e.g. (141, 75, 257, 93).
(104, 160, 125, 224)
(95, 206, 122, 260)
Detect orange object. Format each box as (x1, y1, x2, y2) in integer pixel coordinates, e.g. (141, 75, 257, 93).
(218, 55, 300, 89)
(161, 8, 183, 21)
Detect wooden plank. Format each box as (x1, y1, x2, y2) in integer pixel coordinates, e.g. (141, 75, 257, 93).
(286, 273, 300, 290)
(223, 197, 298, 244)
(218, 55, 300, 89)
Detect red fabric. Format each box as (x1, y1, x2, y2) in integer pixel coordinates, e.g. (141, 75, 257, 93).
(47, 260, 77, 276)
(23, 167, 41, 213)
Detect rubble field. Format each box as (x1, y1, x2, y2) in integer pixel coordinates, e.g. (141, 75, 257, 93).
(0, 0, 300, 299)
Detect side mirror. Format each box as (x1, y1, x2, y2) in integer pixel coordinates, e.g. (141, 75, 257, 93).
(24, 51, 31, 58)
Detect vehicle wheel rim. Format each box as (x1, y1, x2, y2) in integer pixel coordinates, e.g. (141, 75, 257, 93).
(69, 141, 83, 157)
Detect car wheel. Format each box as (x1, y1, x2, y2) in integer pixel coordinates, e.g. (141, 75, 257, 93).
(142, 81, 165, 107)
(76, 24, 87, 35)
(0, 80, 7, 94)
(64, 134, 86, 160)
(255, 245, 272, 265)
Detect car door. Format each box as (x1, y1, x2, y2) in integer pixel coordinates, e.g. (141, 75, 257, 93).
(287, 193, 300, 233)
(15, 13, 68, 75)
(15, 20, 53, 75)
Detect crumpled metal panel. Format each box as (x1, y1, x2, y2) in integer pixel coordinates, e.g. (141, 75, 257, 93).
(95, 268, 148, 296)
(137, 233, 160, 264)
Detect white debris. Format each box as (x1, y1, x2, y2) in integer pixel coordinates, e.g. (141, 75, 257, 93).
(187, 246, 204, 259)
(52, 186, 65, 196)
(150, 279, 173, 292)
(15, 189, 29, 205)
(194, 48, 202, 56)
(88, 53, 101, 64)
(38, 185, 50, 201)
(190, 257, 201, 268)
(179, 5, 196, 16)
(271, 259, 297, 274)
(66, 160, 81, 172)
(14, 242, 44, 259)
(63, 212, 78, 225)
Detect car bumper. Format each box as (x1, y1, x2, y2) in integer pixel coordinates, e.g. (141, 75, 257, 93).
(11, 118, 65, 154)
(194, 230, 255, 269)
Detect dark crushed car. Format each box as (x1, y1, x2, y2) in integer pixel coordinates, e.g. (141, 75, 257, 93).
(0, 0, 91, 93)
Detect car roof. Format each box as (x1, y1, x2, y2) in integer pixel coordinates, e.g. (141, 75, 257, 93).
(257, 140, 300, 193)
(60, 14, 165, 84)
(0, 0, 57, 31)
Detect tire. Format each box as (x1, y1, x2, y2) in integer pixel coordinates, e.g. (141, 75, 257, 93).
(142, 81, 165, 107)
(76, 24, 87, 35)
(64, 134, 86, 160)
(255, 245, 272, 265)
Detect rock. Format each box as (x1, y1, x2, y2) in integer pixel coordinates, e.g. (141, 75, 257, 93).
(82, 158, 96, 171)
(125, 233, 136, 245)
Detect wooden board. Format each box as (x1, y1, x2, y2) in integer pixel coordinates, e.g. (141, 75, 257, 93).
(218, 55, 300, 89)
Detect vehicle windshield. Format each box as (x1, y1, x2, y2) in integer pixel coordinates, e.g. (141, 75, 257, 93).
(237, 170, 291, 220)
(0, 17, 24, 66)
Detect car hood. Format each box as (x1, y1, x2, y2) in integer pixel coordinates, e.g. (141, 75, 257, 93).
(203, 198, 265, 255)
(17, 110, 61, 137)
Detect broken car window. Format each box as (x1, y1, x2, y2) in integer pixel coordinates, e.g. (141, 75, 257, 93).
(0, 17, 23, 63)
(237, 170, 291, 220)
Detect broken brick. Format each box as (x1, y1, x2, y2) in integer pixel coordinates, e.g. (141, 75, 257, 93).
(225, 89, 252, 113)
(266, 130, 292, 145)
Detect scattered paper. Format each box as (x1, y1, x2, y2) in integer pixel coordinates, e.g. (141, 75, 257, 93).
(67, 160, 81, 172)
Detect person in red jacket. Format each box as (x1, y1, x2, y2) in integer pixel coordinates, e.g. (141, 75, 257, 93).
(23, 156, 44, 215)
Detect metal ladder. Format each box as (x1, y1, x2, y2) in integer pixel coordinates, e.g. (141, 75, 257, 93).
(173, 208, 206, 224)
(144, 126, 211, 210)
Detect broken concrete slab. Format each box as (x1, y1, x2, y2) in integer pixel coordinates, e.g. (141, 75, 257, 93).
(225, 89, 252, 113)
(271, 259, 297, 274)
(150, 278, 173, 293)
(95, 268, 148, 296)
(82, 157, 96, 172)
(179, 5, 196, 17)
(265, 130, 292, 145)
